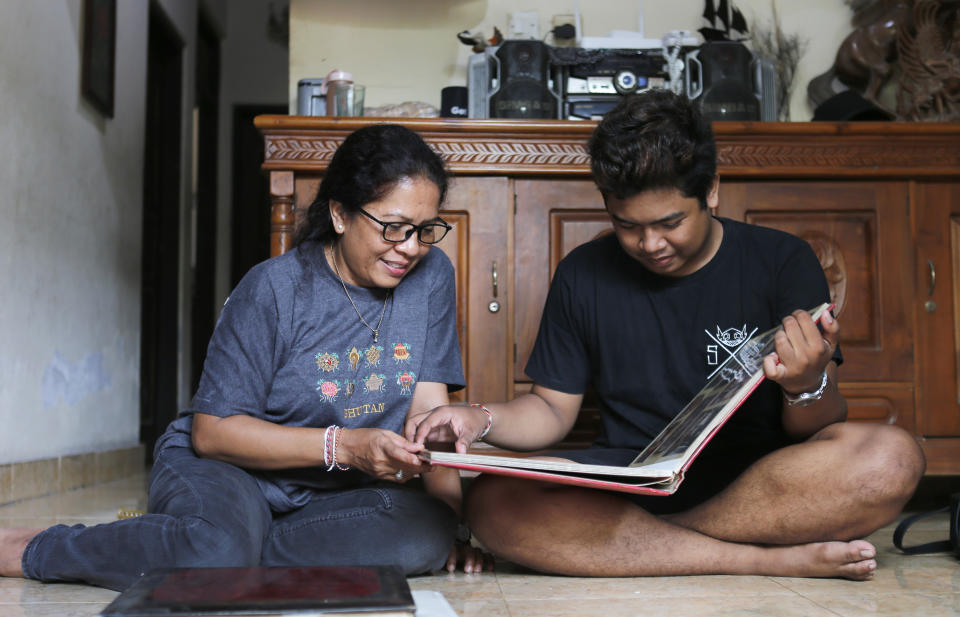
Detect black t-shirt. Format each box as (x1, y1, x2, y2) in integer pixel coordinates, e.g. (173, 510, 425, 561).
(526, 217, 841, 455)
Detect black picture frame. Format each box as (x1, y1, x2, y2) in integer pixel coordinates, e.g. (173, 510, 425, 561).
(81, 0, 116, 117)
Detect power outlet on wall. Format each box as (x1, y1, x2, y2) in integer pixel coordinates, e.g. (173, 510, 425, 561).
(509, 11, 540, 39)
(551, 14, 577, 46)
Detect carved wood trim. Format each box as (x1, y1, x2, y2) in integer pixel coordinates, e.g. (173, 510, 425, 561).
(257, 117, 960, 178)
(717, 143, 960, 175)
(799, 231, 849, 316)
(431, 139, 590, 167)
(263, 135, 592, 173)
(265, 138, 340, 163)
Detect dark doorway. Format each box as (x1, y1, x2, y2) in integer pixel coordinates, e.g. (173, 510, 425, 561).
(231, 104, 286, 288)
(190, 14, 221, 393)
(140, 4, 183, 462)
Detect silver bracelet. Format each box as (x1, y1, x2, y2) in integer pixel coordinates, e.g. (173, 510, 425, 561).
(783, 371, 829, 407)
(469, 403, 493, 440)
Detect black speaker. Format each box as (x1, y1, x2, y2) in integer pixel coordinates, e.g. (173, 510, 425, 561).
(685, 41, 760, 121)
(490, 40, 558, 119)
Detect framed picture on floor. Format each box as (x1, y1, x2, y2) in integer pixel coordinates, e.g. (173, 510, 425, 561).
(81, 0, 116, 117)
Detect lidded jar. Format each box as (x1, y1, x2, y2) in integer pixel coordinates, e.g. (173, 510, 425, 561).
(324, 69, 353, 115)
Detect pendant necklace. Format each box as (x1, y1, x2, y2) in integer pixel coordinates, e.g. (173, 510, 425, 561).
(329, 245, 391, 343)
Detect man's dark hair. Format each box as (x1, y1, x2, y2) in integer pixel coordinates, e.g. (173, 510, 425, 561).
(588, 90, 717, 207)
(296, 124, 448, 246)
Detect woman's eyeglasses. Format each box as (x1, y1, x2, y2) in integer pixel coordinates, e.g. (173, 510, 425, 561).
(356, 208, 452, 245)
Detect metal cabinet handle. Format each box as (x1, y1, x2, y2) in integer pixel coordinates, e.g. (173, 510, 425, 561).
(928, 259, 936, 297)
(491, 260, 499, 298)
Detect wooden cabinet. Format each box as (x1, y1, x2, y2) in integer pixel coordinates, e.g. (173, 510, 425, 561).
(256, 117, 960, 472)
(914, 182, 960, 472)
(719, 180, 916, 428)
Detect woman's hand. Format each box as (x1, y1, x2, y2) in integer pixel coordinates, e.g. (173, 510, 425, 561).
(336, 427, 432, 481)
(443, 542, 495, 574)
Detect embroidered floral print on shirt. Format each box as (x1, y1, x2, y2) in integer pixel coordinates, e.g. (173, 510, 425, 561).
(317, 379, 340, 402)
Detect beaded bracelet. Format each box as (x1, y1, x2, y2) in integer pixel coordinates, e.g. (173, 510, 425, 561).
(469, 403, 493, 440)
(324, 426, 336, 470)
(330, 426, 350, 471)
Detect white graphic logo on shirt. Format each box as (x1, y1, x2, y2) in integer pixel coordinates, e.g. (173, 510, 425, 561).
(705, 323, 758, 380)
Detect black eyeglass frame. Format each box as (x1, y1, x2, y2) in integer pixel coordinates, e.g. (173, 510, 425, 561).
(355, 208, 452, 245)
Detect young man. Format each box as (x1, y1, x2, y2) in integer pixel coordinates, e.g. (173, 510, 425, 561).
(406, 90, 924, 581)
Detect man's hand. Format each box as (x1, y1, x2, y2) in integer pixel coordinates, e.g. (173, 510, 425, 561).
(404, 405, 489, 453)
(762, 308, 838, 394)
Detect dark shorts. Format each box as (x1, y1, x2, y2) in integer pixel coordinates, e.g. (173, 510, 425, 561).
(548, 441, 780, 515)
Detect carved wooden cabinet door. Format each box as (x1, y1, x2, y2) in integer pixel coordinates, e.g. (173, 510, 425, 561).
(514, 179, 608, 385)
(719, 181, 915, 432)
(914, 183, 960, 472)
(432, 177, 512, 404)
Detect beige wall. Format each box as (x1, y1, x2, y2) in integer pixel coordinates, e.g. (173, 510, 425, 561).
(0, 0, 285, 467)
(290, 0, 851, 121)
(0, 0, 228, 465)
(0, 0, 148, 463)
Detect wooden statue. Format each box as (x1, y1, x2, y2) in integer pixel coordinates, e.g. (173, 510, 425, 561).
(807, 0, 912, 110)
(896, 0, 960, 120)
(809, 0, 960, 120)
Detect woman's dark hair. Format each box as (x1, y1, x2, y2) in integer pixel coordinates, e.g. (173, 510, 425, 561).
(295, 124, 448, 246)
(588, 90, 717, 207)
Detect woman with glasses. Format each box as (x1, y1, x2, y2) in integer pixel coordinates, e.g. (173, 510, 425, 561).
(0, 125, 487, 591)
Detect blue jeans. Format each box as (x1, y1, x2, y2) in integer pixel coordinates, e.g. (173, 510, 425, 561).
(21, 447, 456, 591)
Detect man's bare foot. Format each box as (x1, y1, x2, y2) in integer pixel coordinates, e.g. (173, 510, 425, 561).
(0, 528, 41, 578)
(764, 539, 877, 581)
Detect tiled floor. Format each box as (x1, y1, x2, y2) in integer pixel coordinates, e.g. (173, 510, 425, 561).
(1, 472, 958, 617)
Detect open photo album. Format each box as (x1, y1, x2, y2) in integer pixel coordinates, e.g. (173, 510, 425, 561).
(422, 303, 833, 496)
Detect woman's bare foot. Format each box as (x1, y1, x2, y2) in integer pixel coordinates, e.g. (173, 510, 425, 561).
(762, 539, 877, 581)
(0, 528, 41, 577)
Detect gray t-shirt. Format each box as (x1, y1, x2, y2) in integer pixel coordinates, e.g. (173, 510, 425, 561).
(156, 241, 465, 512)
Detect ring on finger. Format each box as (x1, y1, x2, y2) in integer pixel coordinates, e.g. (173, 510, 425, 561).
(394, 470, 404, 481)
